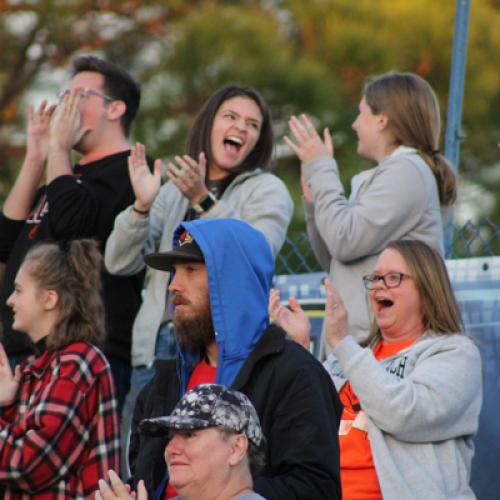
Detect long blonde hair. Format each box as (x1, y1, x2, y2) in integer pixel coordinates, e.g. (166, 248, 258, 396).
(364, 72, 456, 206)
(23, 239, 105, 350)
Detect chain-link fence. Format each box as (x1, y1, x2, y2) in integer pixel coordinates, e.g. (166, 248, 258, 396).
(276, 218, 500, 274)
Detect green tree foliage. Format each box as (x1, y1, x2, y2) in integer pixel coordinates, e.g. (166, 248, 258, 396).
(130, 3, 342, 238)
(0, 0, 498, 231)
(0, 0, 177, 190)
(133, 3, 341, 149)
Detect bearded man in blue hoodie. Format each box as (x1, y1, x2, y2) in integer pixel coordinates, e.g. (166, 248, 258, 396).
(129, 218, 342, 500)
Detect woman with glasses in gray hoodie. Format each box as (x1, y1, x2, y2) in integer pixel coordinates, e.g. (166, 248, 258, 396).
(271, 239, 481, 499)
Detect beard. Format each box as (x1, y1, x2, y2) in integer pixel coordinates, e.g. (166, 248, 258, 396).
(173, 304, 215, 352)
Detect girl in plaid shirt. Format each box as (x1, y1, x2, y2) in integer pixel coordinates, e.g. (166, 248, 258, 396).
(0, 239, 120, 499)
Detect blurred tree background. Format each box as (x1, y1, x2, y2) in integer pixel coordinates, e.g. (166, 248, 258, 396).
(1, 0, 499, 243)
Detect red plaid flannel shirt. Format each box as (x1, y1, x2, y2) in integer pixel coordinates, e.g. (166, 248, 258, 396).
(0, 342, 120, 499)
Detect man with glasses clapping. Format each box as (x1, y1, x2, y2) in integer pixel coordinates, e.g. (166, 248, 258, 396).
(0, 55, 146, 413)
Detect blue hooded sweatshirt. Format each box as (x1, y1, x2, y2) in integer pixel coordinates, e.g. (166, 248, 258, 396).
(172, 218, 275, 395)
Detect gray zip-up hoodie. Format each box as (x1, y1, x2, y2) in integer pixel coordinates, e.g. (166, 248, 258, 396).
(324, 332, 482, 499)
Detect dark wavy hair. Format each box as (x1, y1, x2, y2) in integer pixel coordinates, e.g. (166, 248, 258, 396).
(185, 84, 274, 173)
(23, 239, 105, 350)
(72, 55, 140, 137)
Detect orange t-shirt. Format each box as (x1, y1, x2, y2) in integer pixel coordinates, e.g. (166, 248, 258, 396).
(165, 358, 217, 499)
(339, 338, 416, 499)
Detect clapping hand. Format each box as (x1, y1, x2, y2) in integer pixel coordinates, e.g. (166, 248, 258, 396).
(269, 289, 311, 350)
(96, 470, 147, 500)
(128, 143, 162, 212)
(25, 100, 57, 164)
(0, 343, 21, 404)
(323, 278, 348, 349)
(50, 89, 90, 152)
(284, 114, 334, 164)
(167, 152, 208, 205)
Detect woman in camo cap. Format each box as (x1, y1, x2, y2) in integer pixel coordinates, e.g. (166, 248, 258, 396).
(97, 384, 267, 500)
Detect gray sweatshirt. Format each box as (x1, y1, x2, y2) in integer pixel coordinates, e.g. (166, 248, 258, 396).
(303, 146, 446, 344)
(324, 333, 482, 499)
(104, 169, 293, 367)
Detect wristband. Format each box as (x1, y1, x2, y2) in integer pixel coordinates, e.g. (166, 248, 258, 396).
(132, 205, 150, 216)
(192, 192, 217, 215)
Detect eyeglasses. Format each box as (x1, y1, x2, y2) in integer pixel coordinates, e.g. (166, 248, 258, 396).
(362, 272, 412, 290)
(57, 87, 114, 103)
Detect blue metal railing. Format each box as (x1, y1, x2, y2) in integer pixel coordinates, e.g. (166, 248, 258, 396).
(444, 0, 471, 256)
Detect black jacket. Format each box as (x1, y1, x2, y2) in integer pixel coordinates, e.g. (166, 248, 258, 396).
(0, 151, 145, 361)
(130, 326, 342, 500)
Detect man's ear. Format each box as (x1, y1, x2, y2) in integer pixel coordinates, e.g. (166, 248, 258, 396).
(107, 100, 127, 122)
(43, 289, 59, 311)
(228, 434, 249, 467)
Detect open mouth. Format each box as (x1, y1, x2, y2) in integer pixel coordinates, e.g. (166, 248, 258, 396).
(375, 296, 394, 311)
(223, 136, 243, 154)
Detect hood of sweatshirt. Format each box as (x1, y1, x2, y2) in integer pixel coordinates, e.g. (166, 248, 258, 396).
(172, 218, 274, 394)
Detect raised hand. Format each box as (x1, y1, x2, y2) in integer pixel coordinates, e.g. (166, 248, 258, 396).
(269, 288, 311, 349)
(50, 89, 90, 152)
(167, 152, 208, 205)
(323, 278, 348, 349)
(25, 100, 57, 164)
(284, 114, 334, 164)
(128, 143, 162, 212)
(3, 101, 57, 219)
(96, 470, 147, 500)
(0, 343, 21, 403)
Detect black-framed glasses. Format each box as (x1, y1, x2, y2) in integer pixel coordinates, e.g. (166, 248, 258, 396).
(362, 272, 412, 290)
(57, 87, 114, 103)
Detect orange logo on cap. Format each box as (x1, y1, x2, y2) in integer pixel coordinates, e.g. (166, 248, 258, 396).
(179, 230, 193, 246)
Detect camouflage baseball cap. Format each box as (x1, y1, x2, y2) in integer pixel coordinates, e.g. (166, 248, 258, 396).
(139, 384, 264, 447)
